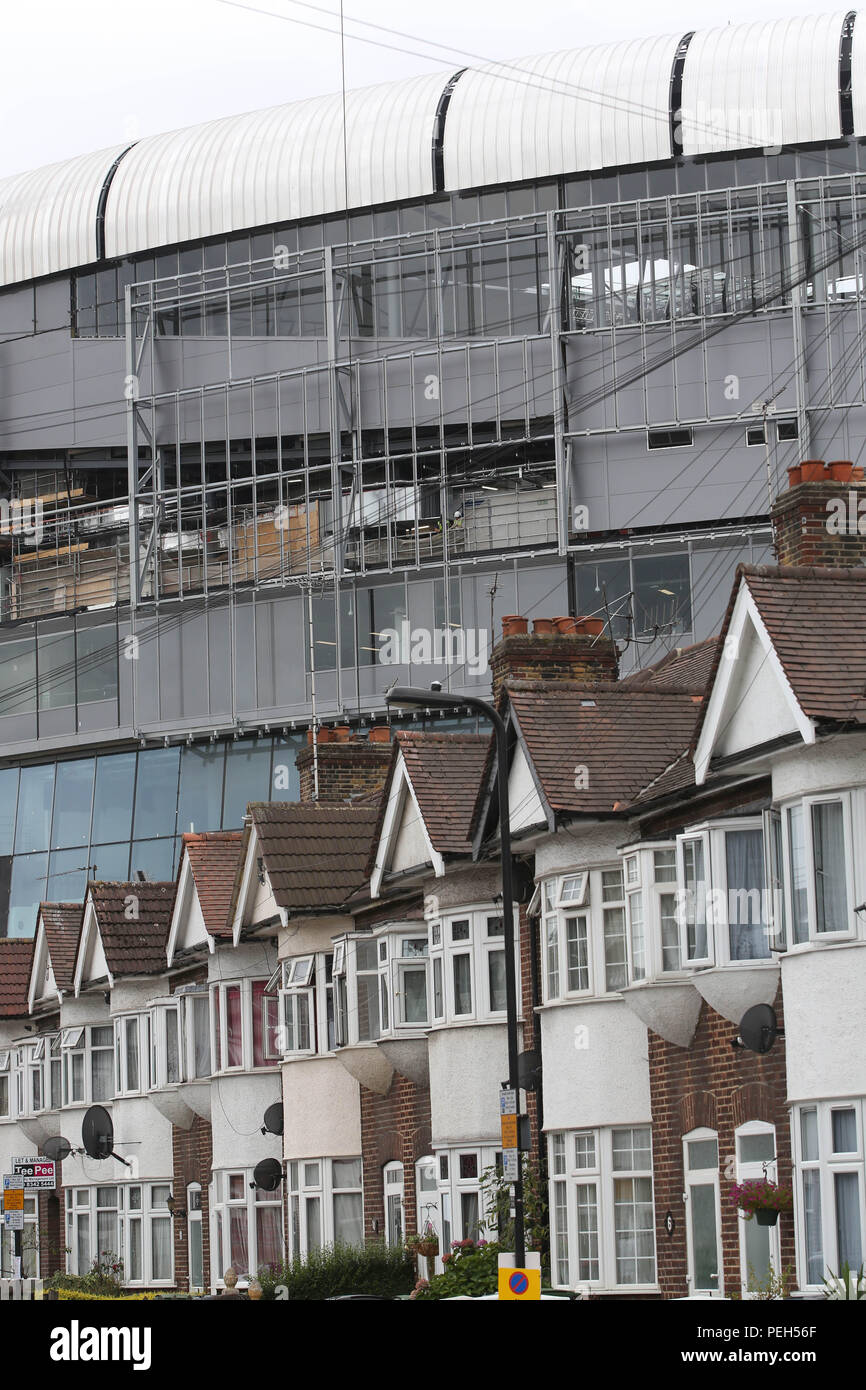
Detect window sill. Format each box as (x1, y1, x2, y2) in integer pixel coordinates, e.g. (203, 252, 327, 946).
(782, 934, 863, 956)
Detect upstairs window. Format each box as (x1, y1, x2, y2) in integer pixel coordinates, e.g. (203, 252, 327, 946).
(783, 795, 853, 945)
(427, 908, 516, 1026)
(211, 975, 279, 1073)
(279, 954, 333, 1057)
(333, 927, 431, 1046)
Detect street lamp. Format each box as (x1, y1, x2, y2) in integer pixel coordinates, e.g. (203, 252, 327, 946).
(385, 683, 526, 1267)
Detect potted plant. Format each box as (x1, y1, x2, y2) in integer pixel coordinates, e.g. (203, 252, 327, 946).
(730, 1178, 794, 1226)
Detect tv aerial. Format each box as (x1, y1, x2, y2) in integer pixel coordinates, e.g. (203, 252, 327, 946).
(251, 1158, 284, 1193)
(732, 1003, 784, 1054)
(261, 1102, 284, 1137)
(81, 1106, 132, 1166)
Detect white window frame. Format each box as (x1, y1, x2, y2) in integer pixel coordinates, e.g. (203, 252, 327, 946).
(792, 1098, 866, 1287)
(210, 976, 280, 1074)
(65, 1182, 174, 1287)
(735, 1120, 780, 1296)
(61, 1023, 114, 1106)
(187, 1182, 204, 1291)
(682, 1126, 724, 1298)
(547, 1126, 657, 1292)
(780, 793, 857, 947)
(114, 1013, 147, 1096)
(286, 1157, 363, 1263)
(427, 905, 518, 1027)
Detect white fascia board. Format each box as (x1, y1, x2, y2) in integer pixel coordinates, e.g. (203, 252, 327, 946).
(694, 581, 816, 784)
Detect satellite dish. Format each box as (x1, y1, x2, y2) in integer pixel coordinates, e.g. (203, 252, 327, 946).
(252, 1158, 284, 1193)
(81, 1105, 115, 1160)
(262, 1103, 284, 1137)
(737, 1004, 781, 1054)
(42, 1136, 73, 1162)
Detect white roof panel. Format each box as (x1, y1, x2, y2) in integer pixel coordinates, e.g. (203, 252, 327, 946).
(104, 70, 446, 259)
(680, 13, 847, 155)
(442, 36, 681, 191)
(0, 143, 129, 286)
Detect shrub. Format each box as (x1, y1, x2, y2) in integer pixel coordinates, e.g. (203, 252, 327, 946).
(257, 1240, 415, 1301)
(46, 1251, 126, 1299)
(412, 1239, 500, 1300)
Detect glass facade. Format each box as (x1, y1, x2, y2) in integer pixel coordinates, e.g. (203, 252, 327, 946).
(2, 735, 303, 938)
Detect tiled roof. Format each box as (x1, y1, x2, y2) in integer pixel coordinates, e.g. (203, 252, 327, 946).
(247, 802, 380, 912)
(182, 831, 243, 938)
(0, 940, 35, 1018)
(744, 566, 866, 723)
(38, 903, 83, 992)
(88, 882, 175, 977)
(620, 637, 719, 694)
(508, 682, 702, 816)
(692, 564, 866, 752)
(395, 732, 490, 853)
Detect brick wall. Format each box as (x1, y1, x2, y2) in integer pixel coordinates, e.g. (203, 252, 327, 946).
(360, 1074, 432, 1242)
(649, 988, 794, 1299)
(37, 1189, 64, 1278)
(296, 735, 393, 805)
(491, 632, 618, 702)
(771, 474, 866, 567)
(171, 1115, 214, 1290)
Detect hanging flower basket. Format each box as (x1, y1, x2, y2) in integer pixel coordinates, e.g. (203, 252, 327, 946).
(406, 1230, 439, 1259)
(730, 1178, 793, 1223)
(755, 1208, 780, 1227)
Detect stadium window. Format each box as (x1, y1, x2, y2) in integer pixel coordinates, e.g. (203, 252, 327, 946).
(646, 429, 693, 450)
(746, 426, 766, 446)
(776, 420, 799, 441)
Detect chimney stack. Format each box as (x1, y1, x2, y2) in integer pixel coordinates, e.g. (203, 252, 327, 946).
(296, 727, 393, 804)
(771, 460, 866, 568)
(490, 615, 618, 702)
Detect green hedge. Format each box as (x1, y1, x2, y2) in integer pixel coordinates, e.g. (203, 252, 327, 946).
(257, 1241, 415, 1300)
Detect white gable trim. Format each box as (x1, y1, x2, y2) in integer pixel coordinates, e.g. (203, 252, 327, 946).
(694, 581, 816, 785)
(231, 825, 286, 945)
(166, 853, 214, 966)
(370, 751, 443, 898)
(74, 896, 113, 997)
(27, 920, 59, 1013)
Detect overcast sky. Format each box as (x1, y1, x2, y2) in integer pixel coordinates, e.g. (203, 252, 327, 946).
(0, 1, 851, 177)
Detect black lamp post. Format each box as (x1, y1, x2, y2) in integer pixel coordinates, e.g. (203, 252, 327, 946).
(385, 684, 526, 1267)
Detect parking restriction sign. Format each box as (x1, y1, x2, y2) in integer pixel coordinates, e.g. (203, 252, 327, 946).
(498, 1251, 541, 1300)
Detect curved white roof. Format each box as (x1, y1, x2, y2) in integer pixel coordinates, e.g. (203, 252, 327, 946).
(442, 34, 681, 190)
(104, 70, 447, 260)
(0, 14, 864, 288)
(680, 12, 848, 155)
(0, 142, 129, 287)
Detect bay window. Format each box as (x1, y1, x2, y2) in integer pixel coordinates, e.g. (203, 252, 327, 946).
(548, 1126, 657, 1290)
(279, 953, 334, 1057)
(334, 925, 432, 1045)
(286, 1157, 362, 1261)
(542, 867, 642, 1000)
(427, 907, 517, 1026)
(61, 1024, 115, 1105)
(782, 795, 853, 943)
(793, 1099, 866, 1285)
(211, 976, 280, 1072)
(211, 1169, 285, 1281)
(65, 1183, 174, 1285)
(14, 1034, 62, 1114)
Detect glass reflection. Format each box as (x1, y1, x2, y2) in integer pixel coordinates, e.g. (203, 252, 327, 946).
(222, 739, 272, 828)
(133, 747, 180, 840)
(130, 839, 176, 883)
(8, 852, 49, 937)
(0, 768, 18, 855)
(16, 764, 55, 854)
(51, 759, 95, 848)
(177, 744, 225, 835)
(92, 753, 136, 845)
